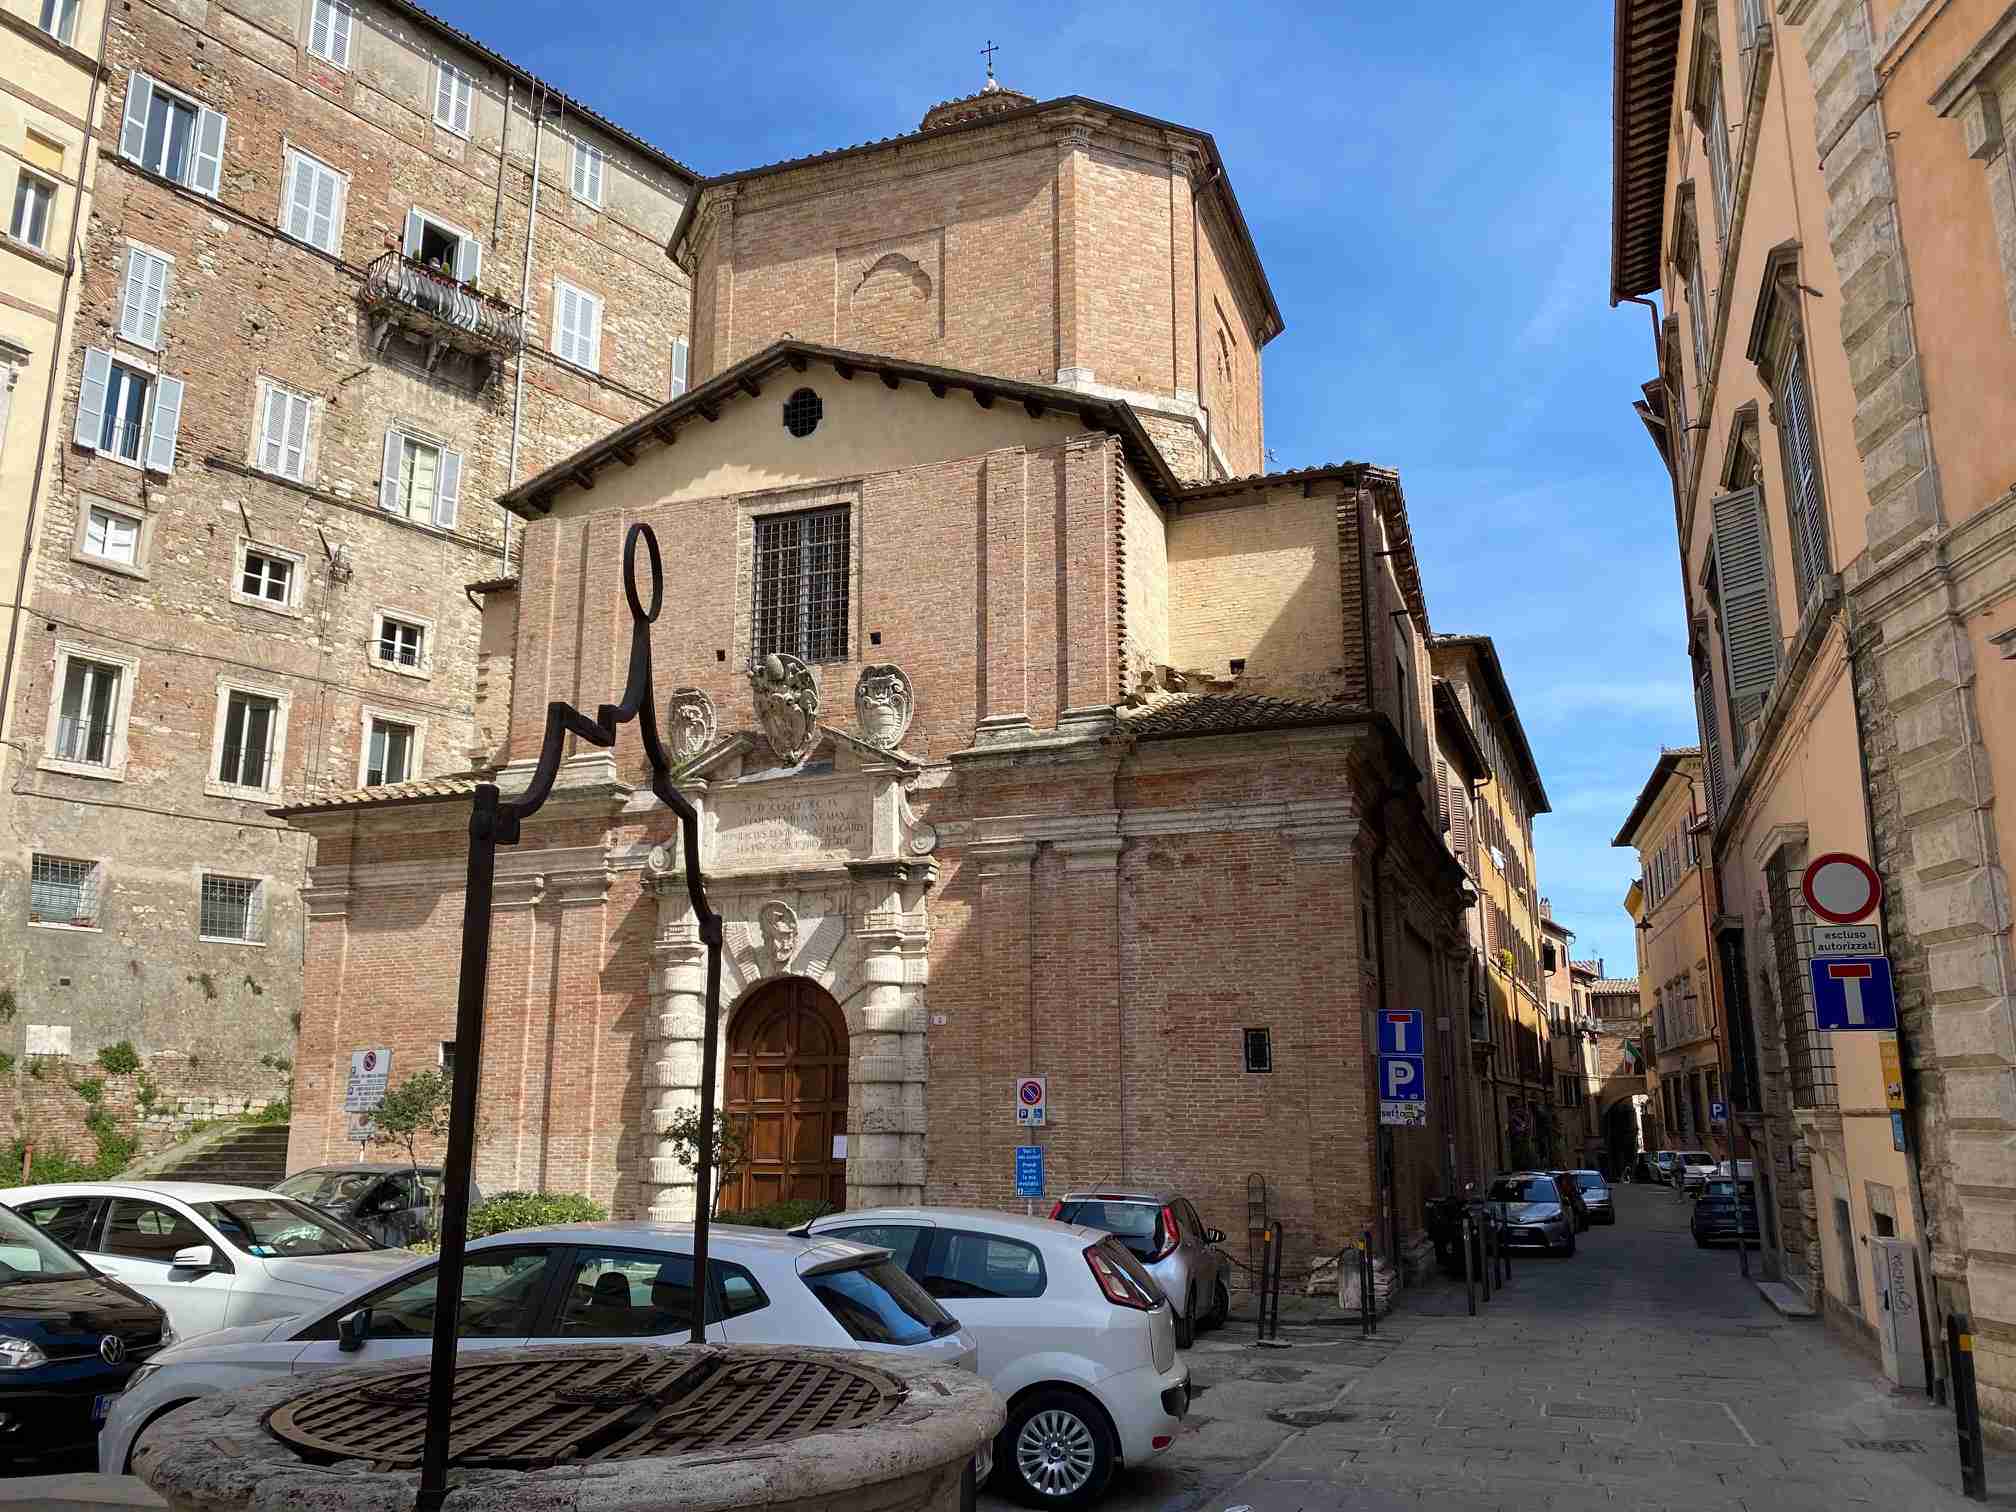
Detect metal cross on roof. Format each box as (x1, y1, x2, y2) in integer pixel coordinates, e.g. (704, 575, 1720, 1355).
(981, 39, 998, 81)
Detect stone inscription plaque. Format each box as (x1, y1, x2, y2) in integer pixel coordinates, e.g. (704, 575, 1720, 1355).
(714, 789, 870, 867)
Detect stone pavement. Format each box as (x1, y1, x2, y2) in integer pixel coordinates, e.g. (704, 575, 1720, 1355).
(991, 1181, 2015, 1511)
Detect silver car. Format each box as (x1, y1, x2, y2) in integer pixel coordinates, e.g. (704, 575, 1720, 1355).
(1051, 1189, 1228, 1347)
(1486, 1172, 1576, 1256)
(1568, 1169, 1615, 1225)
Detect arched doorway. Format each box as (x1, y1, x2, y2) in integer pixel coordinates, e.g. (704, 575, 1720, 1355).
(722, 977, 848, 1213)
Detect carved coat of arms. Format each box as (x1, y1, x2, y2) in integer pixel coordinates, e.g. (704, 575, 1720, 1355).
(854, 663, 914, 751)
(751, 652, 819, 765)
(665, 688, 716, 761)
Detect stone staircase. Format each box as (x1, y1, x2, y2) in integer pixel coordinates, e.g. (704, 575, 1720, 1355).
(140, 1122, 292, 1189)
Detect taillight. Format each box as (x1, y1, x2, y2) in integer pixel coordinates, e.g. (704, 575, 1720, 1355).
(1085, 1244, 1154, 1310)
(1049, 1201, 1064, 1221)
(1149, 1205, 1180, 1262)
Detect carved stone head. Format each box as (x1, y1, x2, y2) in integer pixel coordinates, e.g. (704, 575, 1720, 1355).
(751, 653, 819, 765)
(757, 900, 799, 973)
(666, 687, 716, 762)
(854, 663, 914, 751)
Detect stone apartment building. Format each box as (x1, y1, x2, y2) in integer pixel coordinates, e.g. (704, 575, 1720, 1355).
(0, 0, 695, 1084)
(275, 77, 1493, 1283)
(1610, 0, 2016, 1396)
(1428, 634, 1555, 1173)
(1542, 909, 1603, 1166)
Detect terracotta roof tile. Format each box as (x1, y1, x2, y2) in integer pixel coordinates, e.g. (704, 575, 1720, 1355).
(1589, 978, 1641, 995)
(1122, 692, 1359, 739)
(272, 774, 481, 817)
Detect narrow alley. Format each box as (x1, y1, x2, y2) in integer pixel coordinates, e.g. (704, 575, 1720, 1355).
(1031, 1182, 2001, 1512)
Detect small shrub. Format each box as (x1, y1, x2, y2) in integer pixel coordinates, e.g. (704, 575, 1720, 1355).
(0, 1052, 13, 1076)
(135, 1075, 158, 1112)
(722, 1198, 837, 1231)
(0, 988, 17, 1024)
(96, 1041, 141, 1076)
(71, 1077, 104, 1105)
(27, 1057, 48, 1082)
(257, 1053, 293, 1074)
(248, 1098, 291, 1126)
(2, 1138, 97, 1184)
(467, 1192, 607, 1240)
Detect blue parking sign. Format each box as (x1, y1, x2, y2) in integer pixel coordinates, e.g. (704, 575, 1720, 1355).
(1379, 1054, 1425, 1102)
(1014, 1145, 1044, 1198)
(1810, 955, 1897, 1031)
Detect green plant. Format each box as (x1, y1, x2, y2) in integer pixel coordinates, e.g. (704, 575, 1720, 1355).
(27, 1057, 47, 1082)
(83, 1107, 138, 1174)
(661, 1109, 750, 1218)
(258, 1053, 293, 1074)
(0, 1053, 13, 1077)
(362, 1070, 453, 1230)
(724, 1198, 837, 1231)
(96, 1041, 141, 1076)
(187, 972, 217, 1001)
(0, 987, 17, 1024)
(135, 1074, 158, 1112)
(248, 1098, 291, 1125)
(2, 1138, 97, 1184)
(71, 1077, 104, 1105)
(466, 1192, 606, 1240)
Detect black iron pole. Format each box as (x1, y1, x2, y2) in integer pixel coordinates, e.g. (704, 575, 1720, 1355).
(1463, 1213, 1477, 1316)
(416, 785, 501, 1512)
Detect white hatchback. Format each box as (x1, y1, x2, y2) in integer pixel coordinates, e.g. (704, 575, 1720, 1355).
(97, 1220, 979, 1476)
(808, 1207, 1189, 1507)
(1, 1181, 414, 1338)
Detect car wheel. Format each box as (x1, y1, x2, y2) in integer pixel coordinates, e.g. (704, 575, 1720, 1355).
(1562, 1230, 1577, 1257)
(1208, 1276, 1232, 1330)
(1174, 1288, 1196, 1349)
(1000, 1389, 1116, 1508)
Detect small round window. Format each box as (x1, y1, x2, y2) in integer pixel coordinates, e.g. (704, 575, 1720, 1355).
(782, 388, 823, 438)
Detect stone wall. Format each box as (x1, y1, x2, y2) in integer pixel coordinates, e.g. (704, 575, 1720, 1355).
(1, 1047, 289, 1172)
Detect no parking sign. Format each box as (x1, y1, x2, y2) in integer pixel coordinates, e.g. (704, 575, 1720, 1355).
(1014, 1075, 1047, 1127)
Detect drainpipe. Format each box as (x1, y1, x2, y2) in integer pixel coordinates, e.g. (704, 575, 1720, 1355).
(1190, 161, 1222, 481)
(490, 78, 513, 253)
(503, 89, 549, 568)
(0, 2, 115, 759)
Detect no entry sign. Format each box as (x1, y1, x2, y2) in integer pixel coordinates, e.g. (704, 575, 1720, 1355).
(1802, 853, 1882, 924)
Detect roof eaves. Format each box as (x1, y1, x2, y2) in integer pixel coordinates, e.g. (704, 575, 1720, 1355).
(1427, 635, 1550, 813)
(1610, 747, 1701, 847)
(383, 0, 697, 183)
(1611, 0, 1685, 303)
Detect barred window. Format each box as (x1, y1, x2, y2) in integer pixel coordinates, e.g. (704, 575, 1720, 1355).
(752, 506, 849, 664)
(30, 854, 100, 928)
(199, 873, 263, 942)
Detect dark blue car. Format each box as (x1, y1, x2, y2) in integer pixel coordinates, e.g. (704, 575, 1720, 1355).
(0, 1200, 169, 1461)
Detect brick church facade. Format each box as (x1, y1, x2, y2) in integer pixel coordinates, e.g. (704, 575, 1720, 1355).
(280, 82, 1479, 1271)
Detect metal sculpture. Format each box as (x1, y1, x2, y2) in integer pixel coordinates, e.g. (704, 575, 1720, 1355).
(417, 522, 724, 1511)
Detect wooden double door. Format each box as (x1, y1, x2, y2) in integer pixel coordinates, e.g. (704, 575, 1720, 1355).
(721, 978, 848, 1213)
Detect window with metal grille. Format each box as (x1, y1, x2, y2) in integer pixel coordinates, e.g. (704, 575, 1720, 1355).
(217, 690, 278, 790)
(30, 854, 99, 927)
(55, 656, 121, 766)
(1784, 980, 1838, 1108)
(241, 549, 292, 605)
(1778, 342, 1831, 608)
(782, 388, 823, 438)
(377, 617, 425, 668)
(752, 506, 849, 663)
(199, 873, 263, 942)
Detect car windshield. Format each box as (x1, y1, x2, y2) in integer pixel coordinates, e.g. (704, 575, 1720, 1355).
(801, 1260, 957, 1346)
(273, 1170, 385, 1207)
(1053, 1199, 1162, 1259)
(0, 1202, 91, 1281)
(1489, 1177, 1558, 1203)
(1573, 1173, 1607, 1191)
(1704, 1181, 1753, 1200)
(195, 1198, 378, 1256)
(1681, 1153, 1714, 1165)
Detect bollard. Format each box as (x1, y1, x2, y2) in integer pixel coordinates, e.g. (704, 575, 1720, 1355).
(1462, 1214, 1477, 1317)
(1256, 1225, 1273, 1345)
(1951, 1313, 1988, 1501)
(1480, 1213, 1492, 1302)
(1499, 1216, 1511, 1285)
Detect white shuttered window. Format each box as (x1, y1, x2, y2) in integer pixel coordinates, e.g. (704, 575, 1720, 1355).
(258, 383, 313, 481)
(118, 245, 170, 349)
(553, 280, 601, 371)
(379, 430, 462, 529)
(307, 0, 353, 67)
(433, 62, 473, 136)
(283, 149, 345, 254)
(120, 73, 226, 197)
(570, 140, 604, 206)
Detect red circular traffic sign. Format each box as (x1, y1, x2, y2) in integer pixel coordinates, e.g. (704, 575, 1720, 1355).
(1017, 1079, 1043, 1106)
(1802, 852, 1882, 924)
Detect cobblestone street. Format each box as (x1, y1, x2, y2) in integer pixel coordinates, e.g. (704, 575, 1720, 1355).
(1013, 1181, 2010, 1512)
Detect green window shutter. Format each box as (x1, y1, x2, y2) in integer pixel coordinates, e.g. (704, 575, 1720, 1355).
(1709, 485, 1781, 751)
(1695, 664, 1729, 820)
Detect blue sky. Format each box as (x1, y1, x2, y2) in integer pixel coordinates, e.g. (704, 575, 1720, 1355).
(456, 0, 1693, 974)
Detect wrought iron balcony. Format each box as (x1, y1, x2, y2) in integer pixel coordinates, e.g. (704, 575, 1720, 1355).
(360, 251, 522, 382)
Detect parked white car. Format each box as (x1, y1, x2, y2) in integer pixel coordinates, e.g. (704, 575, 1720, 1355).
(96, 1221, 979, 1477)
(0, 1181, 412, 1338)
(807, 1206, 1190, 1506)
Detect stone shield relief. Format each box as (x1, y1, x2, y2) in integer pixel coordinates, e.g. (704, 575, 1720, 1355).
(750, 652, 820, 765)
(665, 687, 716, 761)
(854, 664, 914, 751)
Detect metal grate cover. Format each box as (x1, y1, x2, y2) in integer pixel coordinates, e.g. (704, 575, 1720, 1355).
(1843, 1438, 1925, 1453)
(266, 1347, 907, 1470)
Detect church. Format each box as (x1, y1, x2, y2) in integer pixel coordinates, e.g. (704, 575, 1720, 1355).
(279, 77, 1479, 1273)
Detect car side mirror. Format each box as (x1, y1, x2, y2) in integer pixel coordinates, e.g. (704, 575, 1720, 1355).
(336, 1308, 372, 1353)
(170, 1244, 215, 1273)
(1206, 1228, 1226, 1245)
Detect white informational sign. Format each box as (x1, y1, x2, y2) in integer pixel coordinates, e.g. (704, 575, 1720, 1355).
(1379, 1100, 1427, 1128)
(832, 1134, 848, 1159)
(1015, 1076, 1047, 1127)
(1812, 922, 1882, 957)
(344, 1047, 392, 1114)
(345, 1112, 374, 1145)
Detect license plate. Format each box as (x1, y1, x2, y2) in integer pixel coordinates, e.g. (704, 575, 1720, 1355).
(92, 1392, 117, 1425)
